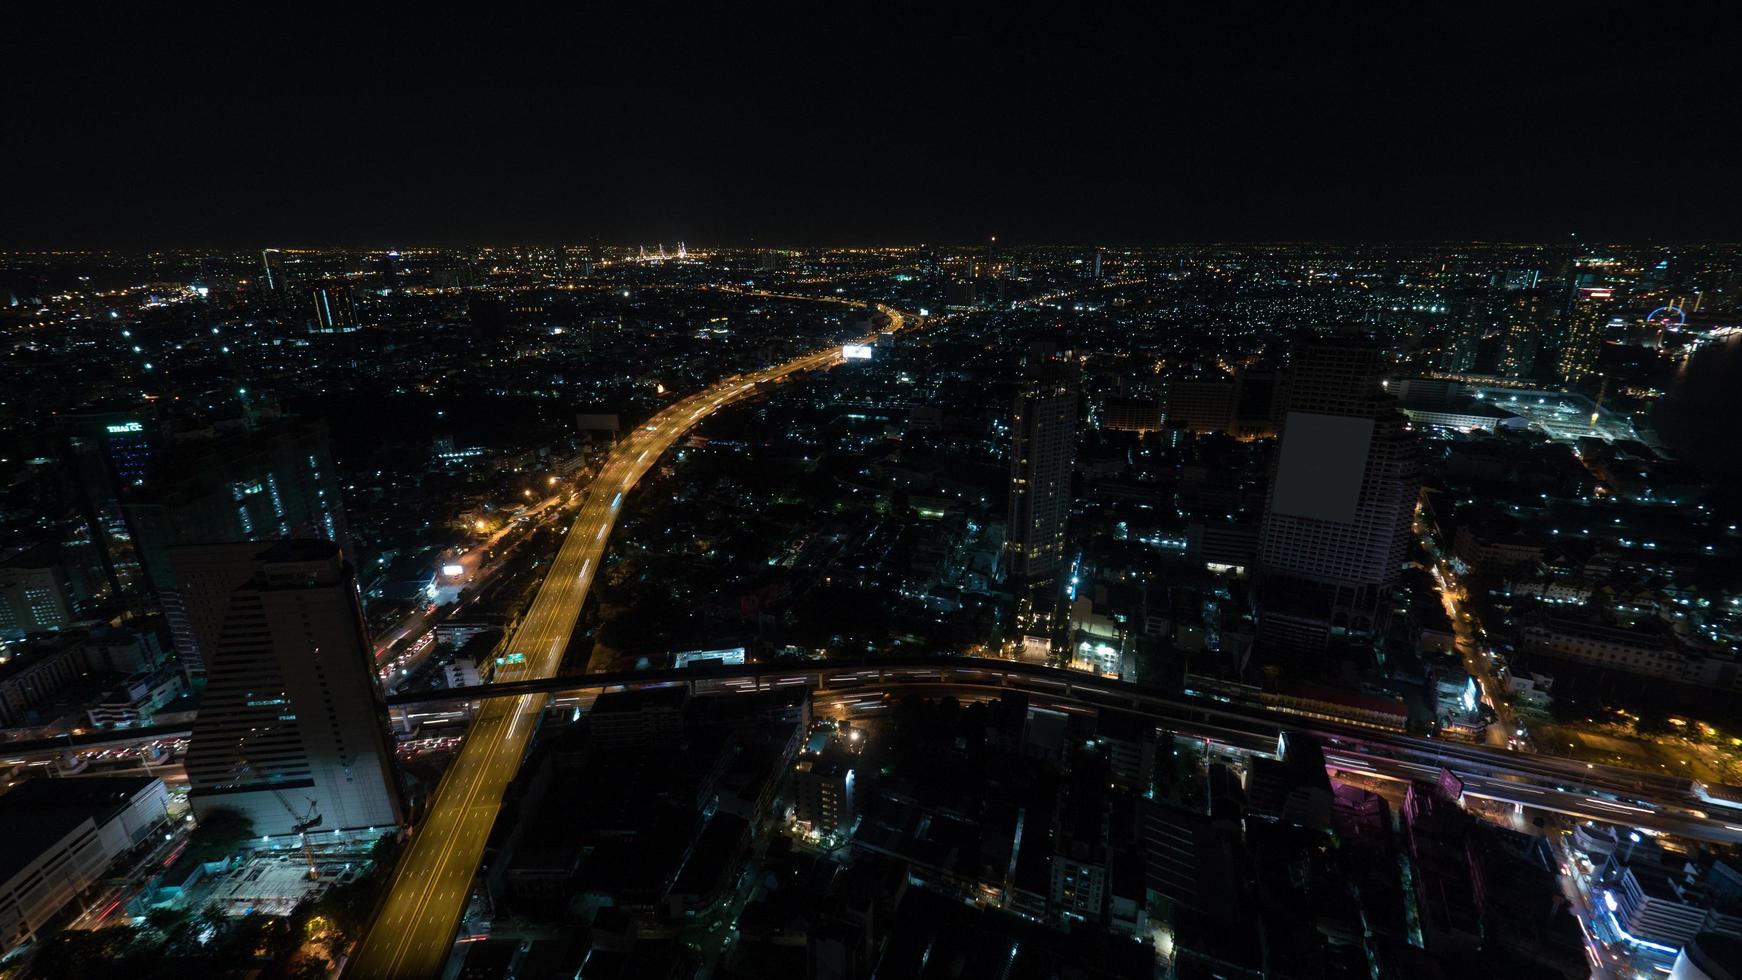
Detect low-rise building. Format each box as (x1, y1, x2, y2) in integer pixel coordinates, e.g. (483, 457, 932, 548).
(1100, 395, 1162, 433)
(1050, 841, 1107, 922)
(1094, 707, 1156, 792)
(1454, 520, 1543, 574)
(588, 686, 688, 750)
(1521, 617, 1742, 691)
(87, 668, 185, 728)
(1164, 378, 1236, 433)
(0, 566, 73, 638)
(1603, 860, 1742, 953)
(0, 776, 171, 952)
(1186, 521, 1260, 573)
(0, 642, 86, 728)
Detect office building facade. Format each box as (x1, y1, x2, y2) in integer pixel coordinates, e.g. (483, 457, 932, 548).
(1258, 336, 1421, 652)
(178, 540, 402, 837)
(1164, 377, 1236, 433)
(0, 776, 172, 952)
(124, 418, 349, 676)
(0, 566, 72, 637)
(60, 412, 156, 604)
(260, 248, 288, 291)
(793, 747, 856, 836)
(1006, 342, 1079, 580)
(1498, 288, 1554, 379)
(1559, 285, 1618, 383)
(309, 283, 359, 332)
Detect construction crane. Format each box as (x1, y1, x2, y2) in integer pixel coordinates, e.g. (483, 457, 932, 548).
(275, 792, 323, 880)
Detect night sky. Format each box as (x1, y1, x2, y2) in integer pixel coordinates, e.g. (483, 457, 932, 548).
(5, 5, 1735, 248)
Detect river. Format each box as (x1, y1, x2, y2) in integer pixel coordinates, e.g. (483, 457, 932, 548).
(1654, 332, 1742, 480)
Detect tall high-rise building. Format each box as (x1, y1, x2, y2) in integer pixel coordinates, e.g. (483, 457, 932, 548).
(1006, 342, 1079, 580)
(1558, 286, 1618, 383)
(60, 412, 157, 604)
(1439, 289, 1499, 375)
(260, 248, 287, 292)
(123, 418, 350, 676)
(177, 540, 402, 837)
(310, 283, 359, 332)
(1257, 336, 1420, 653)
(1497, 288, 1553, 379)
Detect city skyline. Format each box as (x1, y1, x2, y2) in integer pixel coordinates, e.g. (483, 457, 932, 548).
(9, 236, 1742, 979)
(9, 8, 1742, 975)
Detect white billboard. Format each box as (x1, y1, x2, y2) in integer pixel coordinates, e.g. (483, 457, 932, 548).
(1270, 411, 1374, 523)
(674, 647, 747, 668)
(841, 344, 874, 360)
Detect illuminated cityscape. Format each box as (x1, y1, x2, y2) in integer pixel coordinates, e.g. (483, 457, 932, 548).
(5, 7, 1742, 980)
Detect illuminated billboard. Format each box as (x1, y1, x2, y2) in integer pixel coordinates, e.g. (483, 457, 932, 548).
(442, 564, 466, 577)
(674, 646, 747, 668)
(841, 344, 874, 360)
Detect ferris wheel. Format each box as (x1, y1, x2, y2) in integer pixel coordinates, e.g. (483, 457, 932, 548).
(1644, 305, 1687, 332)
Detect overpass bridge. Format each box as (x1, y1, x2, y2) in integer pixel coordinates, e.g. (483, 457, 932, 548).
(345, 304, 914, 979)
(389, 654, 1739, 844)
(0, 722, 190, 756)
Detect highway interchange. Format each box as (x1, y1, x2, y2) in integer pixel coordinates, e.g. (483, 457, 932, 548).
(345, 305, 904, 978)
(346, 283, 1740, 975)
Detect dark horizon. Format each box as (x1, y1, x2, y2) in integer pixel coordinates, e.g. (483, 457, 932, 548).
(9, 237, 1742, 257)
(7, 5, 1738, 248)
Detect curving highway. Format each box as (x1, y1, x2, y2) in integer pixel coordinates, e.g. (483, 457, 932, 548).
(346, 304, 906, 978)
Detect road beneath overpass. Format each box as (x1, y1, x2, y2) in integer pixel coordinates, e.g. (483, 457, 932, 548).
(346, 305, 908, 979)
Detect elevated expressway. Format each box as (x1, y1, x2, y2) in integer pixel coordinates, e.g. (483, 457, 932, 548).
(346, 305, 907, 978)
(351, 283, 1730, 973)
(389, 655, 1742, 848)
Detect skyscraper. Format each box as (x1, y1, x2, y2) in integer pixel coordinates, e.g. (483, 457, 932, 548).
(1257, 336, 1420, 653)
(1498, 288, 1553, 379)
(1439, 288, 1498, 375)
(260, 248, 287, 292)
(1558, 286, 1618, 383)
(60, 412, 157, 605)
(1007, 341, 1079, 580)
(310, 283, 359, 332)
(178, 540, 402, 837)
(123, 418, 350, 676)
